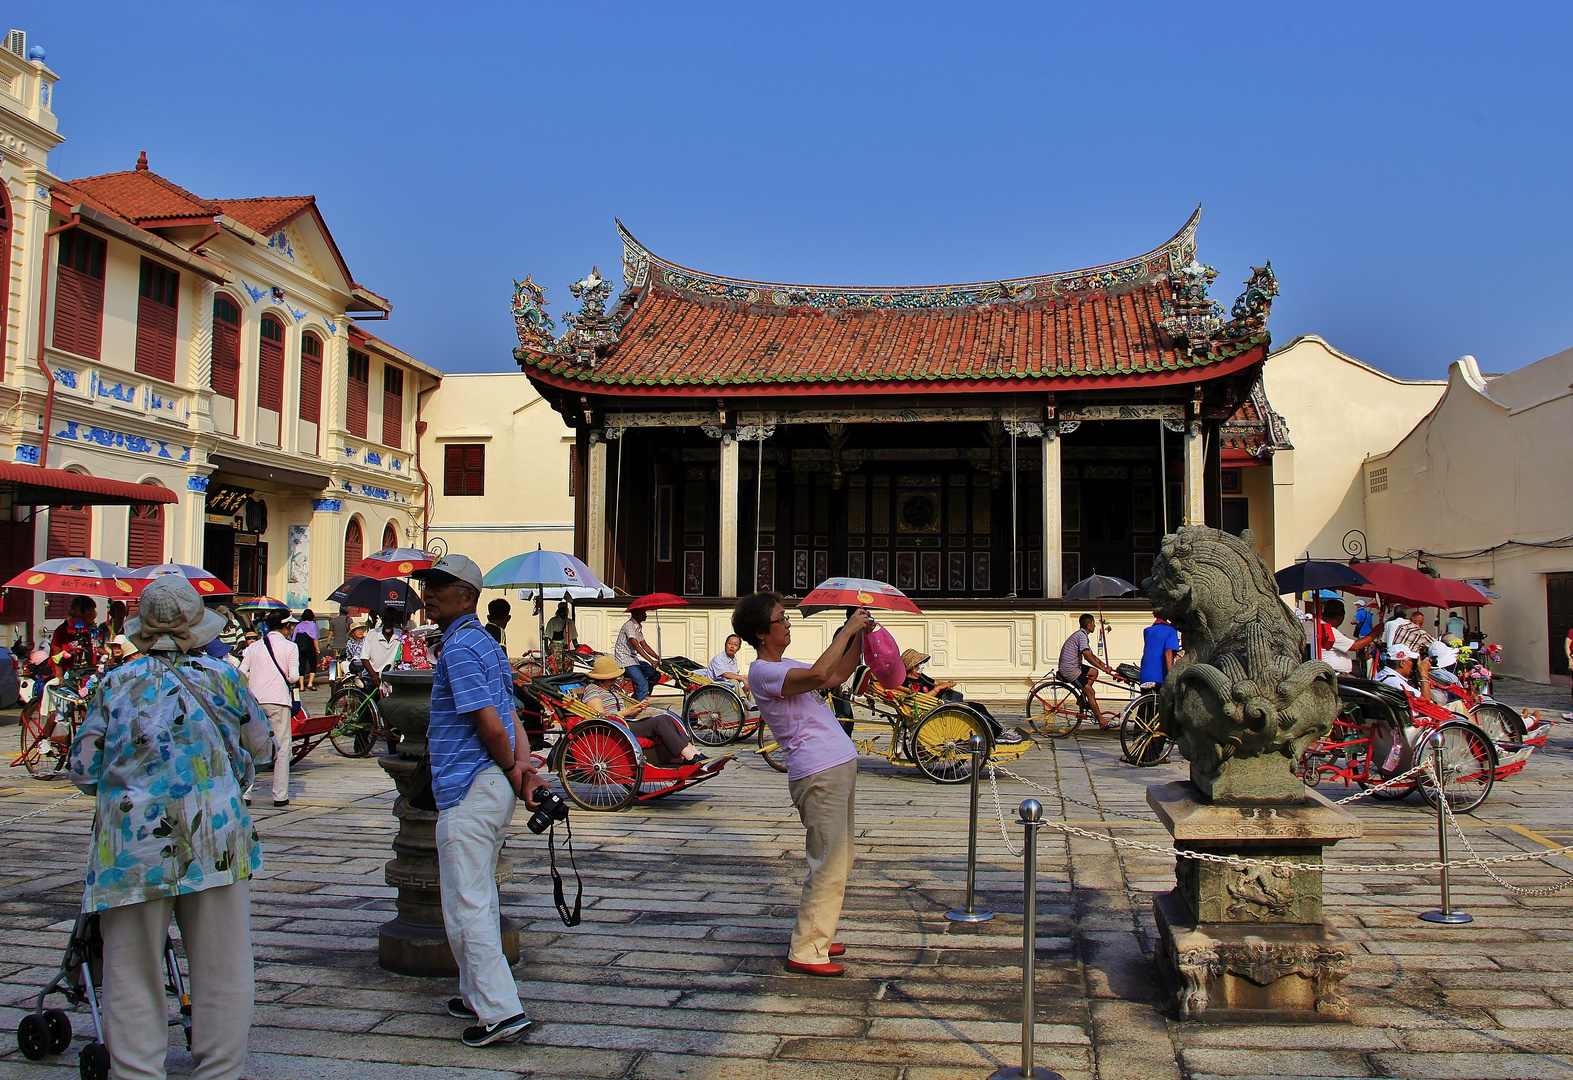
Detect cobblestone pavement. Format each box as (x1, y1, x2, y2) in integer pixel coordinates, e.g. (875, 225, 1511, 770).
(1, 688, 1571, 1079)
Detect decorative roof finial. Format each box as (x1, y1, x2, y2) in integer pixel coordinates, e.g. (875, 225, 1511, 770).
(26, 44, 44, 62)
(135, 151, 149, 172)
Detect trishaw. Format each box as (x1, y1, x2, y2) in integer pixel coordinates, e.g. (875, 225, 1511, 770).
(756, 669, 1033, 784)
(517, 672, 732, 811)
(654, 656, 759, 746)
(14, 671, 94, 779)
(1297, 675, 1542, 813)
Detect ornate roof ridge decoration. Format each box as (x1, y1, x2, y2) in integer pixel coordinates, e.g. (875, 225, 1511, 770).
(511, 267, 618, 369)
(1160, 262, 1279, 363)
(615, 208, 1201, 312)
(1222, 377, 1294, 458)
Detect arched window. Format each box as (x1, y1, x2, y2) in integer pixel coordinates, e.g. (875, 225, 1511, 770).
(127, 500, 165, 569)
(382, 522, 398, 551)
(344, 517, 363, 581)
(210, 294, 241, 436)
(45, 497, 92, 620)
(258, 315, 285, 414)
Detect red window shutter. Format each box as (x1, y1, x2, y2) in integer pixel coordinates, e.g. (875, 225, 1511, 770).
(382, 366, 404, 448)
(127, 505, 164, 568)
(344, 519, 363, 581)
(54, 267, 105, 360)
(443, 444, 486, 496)
(0, 519, 34, 621)
(135, 295, 178, 382)
(299, 337, 322, 423)
(45, 505, 92, 620)
(347, 350, 369, 438)
(258, 319, 284, 413)
(211, 297, 241, 398)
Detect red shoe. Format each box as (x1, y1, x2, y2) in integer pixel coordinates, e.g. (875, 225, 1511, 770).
(829, 942, 846, 957)
(785, 958, 844, 977)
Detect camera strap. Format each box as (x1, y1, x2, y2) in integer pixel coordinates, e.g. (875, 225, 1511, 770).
(548, 816, 582, 927)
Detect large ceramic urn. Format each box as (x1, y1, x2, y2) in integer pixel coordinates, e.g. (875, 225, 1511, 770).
(376, 670, 521, 976)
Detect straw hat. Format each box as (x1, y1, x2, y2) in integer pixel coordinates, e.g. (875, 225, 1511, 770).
(586, 655, 625, 681)
(900, 649, 931, 670)
(125, 576, 226, 654)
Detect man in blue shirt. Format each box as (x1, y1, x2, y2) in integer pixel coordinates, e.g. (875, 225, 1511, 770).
(1352, 600, 1378, 677)
(1139, 615, 1182, 686)
(414, 554, 545, 1048)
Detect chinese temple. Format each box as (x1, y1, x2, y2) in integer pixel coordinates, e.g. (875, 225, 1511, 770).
(514, 210, 1284, 603)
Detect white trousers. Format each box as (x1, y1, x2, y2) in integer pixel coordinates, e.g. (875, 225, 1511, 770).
(244, 704, 293, 802)
(99, 881, 253, 1080)
(436, 765, 523, 1025)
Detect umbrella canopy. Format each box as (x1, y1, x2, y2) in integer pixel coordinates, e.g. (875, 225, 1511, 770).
(518, 585, 610, 602)
(1346, 562, 1450, 609)
(235, 596, 291, 614)
(798, 578, 923, 616)
(484, 547, 605, 591)
(347, 547, 435, 579)
(1273, 561, 1369, 596)
(1435, 578, 1492, 607)
(5, 557, 138, 597)
(1064, 574, 1139, 601)
(327, 576, 422, 613)
(627, 592, 688, 613)
(126, 562, 233, 596)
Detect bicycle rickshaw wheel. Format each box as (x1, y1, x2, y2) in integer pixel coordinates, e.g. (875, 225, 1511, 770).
(1417, 720, 1497, 814)
(1025, 681, 1084, 738)
(685, 685, 745, 746)
(557, 719, 642, 811)
(327, 688, 380, 758)
(756, 722, 788, 773)
(1119, 693, 1168, 767)
(911, 706, 992, 784)
(1469, 701, 1527, 744)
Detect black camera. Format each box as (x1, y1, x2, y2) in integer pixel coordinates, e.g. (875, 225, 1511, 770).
(527, 787, 569, 834)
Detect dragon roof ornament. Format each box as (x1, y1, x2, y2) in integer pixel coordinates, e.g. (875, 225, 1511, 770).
(1161, 262, 1279, 362)
(615, 208, 1202, 312)
(511, 267, 618, 369)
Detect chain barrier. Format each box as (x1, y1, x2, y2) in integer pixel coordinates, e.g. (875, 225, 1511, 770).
(984, 765, 1573, 876)
(1438, 782, 1573, 896)
(0, 789, 83, 827)
(991, 764, 1154, 820)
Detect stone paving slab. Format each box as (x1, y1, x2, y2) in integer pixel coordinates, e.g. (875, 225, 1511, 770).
(0, 697, 1571, 1078)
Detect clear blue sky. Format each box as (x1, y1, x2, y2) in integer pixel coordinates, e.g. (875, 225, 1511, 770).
(32, 2, 1573, 380)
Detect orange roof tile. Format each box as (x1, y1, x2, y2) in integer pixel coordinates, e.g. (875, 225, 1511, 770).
(213, 195, 315, 235)
(60, 168, 218, 223)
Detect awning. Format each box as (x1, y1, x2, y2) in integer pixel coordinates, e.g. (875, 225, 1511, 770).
(207, 454, 329, 492)
(0, 462, 180, 507)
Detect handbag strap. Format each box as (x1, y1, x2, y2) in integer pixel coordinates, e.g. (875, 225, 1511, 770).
(260, 632, 296, 686)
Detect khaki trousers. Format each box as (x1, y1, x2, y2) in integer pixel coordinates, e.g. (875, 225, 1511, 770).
(786, 759, 856, 965)
(436, 765, 524, 1025)
(244, 704, 293, 803)
(99, 881, 253, 1080)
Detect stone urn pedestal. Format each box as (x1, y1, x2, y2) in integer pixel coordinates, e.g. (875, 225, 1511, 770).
(376, 670, 520, 977)
(1146, 781, 1362, 1022)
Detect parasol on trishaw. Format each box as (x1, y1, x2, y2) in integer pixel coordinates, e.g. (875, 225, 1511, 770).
(1346, 562, 1450, 610)
(627, 593, 688, 656)
(485, 546, 608, 665)
(1274, 561, 1371, 660)
(797, 577, 922, 616)
(126, 562, 234, 596)
(4, 557, 139, 598)
(1064, 572, 1139, 665)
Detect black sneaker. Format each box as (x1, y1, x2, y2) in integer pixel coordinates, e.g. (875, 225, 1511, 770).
(273, 800, 290, 808)
(462, 1013, 531, 1046)
(447, 998, 477, 1020)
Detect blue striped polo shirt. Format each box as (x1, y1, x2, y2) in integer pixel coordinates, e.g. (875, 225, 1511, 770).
(428, 613, 516, 811)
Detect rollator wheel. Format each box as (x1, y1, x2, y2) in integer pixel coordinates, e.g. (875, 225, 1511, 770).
(17, 1013, 48, 1060)
(79, 1041, 111, 1080)
(685, 685, 745, 746)
(44, 1009, 72, 1054)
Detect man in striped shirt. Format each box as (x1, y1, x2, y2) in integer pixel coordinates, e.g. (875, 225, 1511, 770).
(415, 554, 545, 1048)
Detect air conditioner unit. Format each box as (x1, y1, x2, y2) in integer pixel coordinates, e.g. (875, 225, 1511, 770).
(4, 31, 24, 59)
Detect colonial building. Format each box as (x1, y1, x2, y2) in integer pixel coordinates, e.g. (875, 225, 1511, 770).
(3, 40, 439, 636)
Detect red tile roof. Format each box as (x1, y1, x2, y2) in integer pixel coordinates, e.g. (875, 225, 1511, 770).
(213, 195, 316, 235)
(56, 169, 218, 224)
(1222, 380, 1292, 462)
(517, 211, 1275, 397)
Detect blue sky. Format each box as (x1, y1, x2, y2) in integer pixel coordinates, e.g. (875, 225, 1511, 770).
(32, 2, 1573, 379)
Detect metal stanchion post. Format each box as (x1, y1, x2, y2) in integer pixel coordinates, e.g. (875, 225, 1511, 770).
(1420, 730, 1472, 925)
(987, 799, 1062, 1080)
(948, 733, 994, 923)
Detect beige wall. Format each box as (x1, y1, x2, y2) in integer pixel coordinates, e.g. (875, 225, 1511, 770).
(419, 373, 576, 652)
(1365, 352, 1573, 682)
(1261, 335, 1445, 566)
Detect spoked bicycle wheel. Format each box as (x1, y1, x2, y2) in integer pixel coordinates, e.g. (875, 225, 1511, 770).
(1416, 720, 1498, 814)
(327, 687, 380, 757)
(756, 722, 788, 773)
(911, 706, 992, 784)
(1118, 693, 1168, 766)
(1469, 701, 1527, 744)
(685, 685, 746, 746)
(556, 719, 642, 811)
(1025, 680, 1085, 738)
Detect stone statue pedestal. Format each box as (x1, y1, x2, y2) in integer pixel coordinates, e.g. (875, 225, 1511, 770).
(376, 671, 520, 977)
(1146, 781, 1362, 1022)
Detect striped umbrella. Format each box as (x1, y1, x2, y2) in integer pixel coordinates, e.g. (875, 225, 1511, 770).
(235, 596, 291, 615)
(127, 562, 234, 597)
(4, 557, 139, 598)
(347, 547, 435, 580)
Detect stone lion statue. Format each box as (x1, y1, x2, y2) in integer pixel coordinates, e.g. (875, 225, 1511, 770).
(1149, 525, 1337, 802)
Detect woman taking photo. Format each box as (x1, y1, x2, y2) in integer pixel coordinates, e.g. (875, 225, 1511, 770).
(732, 593, 869, 977)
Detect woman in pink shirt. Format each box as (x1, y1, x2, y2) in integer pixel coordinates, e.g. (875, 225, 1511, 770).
(734, 593, 868, 977)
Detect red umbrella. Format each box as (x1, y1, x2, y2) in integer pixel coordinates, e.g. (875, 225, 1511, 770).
(348, 547, 434, 579)
(798, 577, 923, 616)
(5, 557, 139, 598)
(1347, 563, 1450, 609)
(1435, 578, 1492, 607)
(626, 593, 688, 613)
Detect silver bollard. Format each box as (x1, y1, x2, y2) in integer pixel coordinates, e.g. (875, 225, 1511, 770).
(1419, 730, 1472, 924)
(987, 799, 1062, 1080)
(947, 733, 995, 923)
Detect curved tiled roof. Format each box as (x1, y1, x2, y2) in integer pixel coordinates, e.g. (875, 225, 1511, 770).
(213, 195, 316, 235)
(516, 210, 1274, 395)
(56, 169, 218, 223)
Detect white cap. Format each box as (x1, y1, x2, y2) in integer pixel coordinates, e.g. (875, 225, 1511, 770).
(1388, 644, 1419, 661)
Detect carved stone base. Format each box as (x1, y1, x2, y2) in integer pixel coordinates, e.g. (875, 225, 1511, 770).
(1154, 890, 1352, 1022)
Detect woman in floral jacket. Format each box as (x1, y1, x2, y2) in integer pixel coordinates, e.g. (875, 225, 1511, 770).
(70, 575, 271, 1080)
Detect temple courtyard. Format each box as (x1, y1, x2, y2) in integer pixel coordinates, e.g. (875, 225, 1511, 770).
(0, 682, 1570, 1080)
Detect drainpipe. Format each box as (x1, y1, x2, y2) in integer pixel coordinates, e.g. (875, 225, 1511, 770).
(36, 212, 81, 467)
(414, 378, 441, 548)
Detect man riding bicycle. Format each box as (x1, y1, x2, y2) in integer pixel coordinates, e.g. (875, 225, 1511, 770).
(1058, 614, 1119, 729)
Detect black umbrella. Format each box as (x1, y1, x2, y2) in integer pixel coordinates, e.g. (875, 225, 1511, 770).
(1273, 561, 1370, 662)
(327, 575, 422, 613)
(1064, 573, 1139, 667)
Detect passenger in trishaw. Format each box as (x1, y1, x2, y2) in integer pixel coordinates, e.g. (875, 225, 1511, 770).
(706, 635, 749, 693)
(899, 650, 1024, 744)
(1374, 643, 1429, 701)
(580, 655, 713, 767)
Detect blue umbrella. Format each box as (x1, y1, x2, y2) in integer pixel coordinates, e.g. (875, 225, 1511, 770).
(484, 547, 606, 591)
